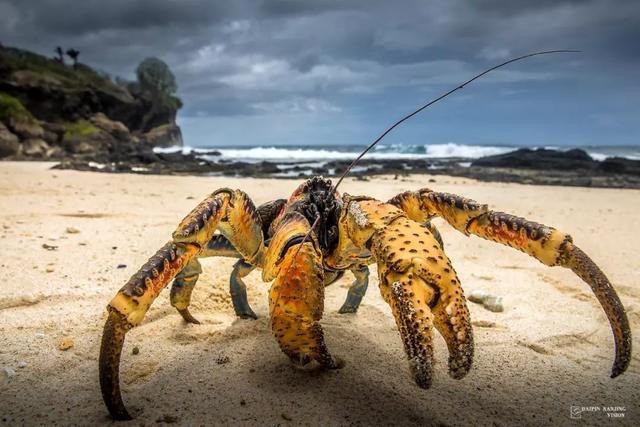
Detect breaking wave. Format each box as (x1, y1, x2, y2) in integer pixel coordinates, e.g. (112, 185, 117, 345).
(153, 143, 640, 163)
(155, 143, 515, 162)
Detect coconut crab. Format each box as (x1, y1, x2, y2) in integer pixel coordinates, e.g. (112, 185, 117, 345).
(99, 52, 631, 420)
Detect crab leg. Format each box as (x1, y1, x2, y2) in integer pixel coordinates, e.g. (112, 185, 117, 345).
(168, 189, 266, 323)
(170, 234, 256, 323)
(338, 266, 370, 314)
(190, 198, 287, 321)
(201, 233, 244, 258)
(230, 260, 258, 319)
(100, 189, 228, 420)
(390, 190, 632, 378)
(341, 197, 473, 387)
(263, 212, 340, 368)
(170, 258, 204, 324)
(100, 241, 199, 420)
(100, 189, 265, 420)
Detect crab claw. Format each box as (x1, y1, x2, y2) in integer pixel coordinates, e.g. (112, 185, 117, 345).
(99, 308, 133, 420)
(387, 280, 436, 388)
(381, 223, 474, 385)
(380, 244, 474, 388)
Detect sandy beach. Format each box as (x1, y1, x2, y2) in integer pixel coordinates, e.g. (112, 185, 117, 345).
(0, 161, 638, 426)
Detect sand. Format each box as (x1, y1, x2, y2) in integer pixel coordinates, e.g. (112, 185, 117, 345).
(0, 161, 638, 426)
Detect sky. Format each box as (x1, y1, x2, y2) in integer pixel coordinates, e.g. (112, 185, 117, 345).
(1, 0, 639, 147)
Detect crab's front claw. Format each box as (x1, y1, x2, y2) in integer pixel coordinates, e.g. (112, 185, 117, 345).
(384, 279, 436, 388)
(375, 219, 474, 387)
(265, 212, 341, 369)
(341, 197, 474, 387)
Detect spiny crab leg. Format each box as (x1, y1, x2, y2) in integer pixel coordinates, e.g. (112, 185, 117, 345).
(100, 191, 229, 420)
(100, 241, 200, 420)
(556, 244, 630, 377)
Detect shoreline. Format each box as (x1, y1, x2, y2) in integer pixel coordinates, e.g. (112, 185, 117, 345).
(29, 151, 640, 189)
(7, 142, 640, 188)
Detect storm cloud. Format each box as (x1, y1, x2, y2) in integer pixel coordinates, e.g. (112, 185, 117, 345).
(1, 0, 638, 146)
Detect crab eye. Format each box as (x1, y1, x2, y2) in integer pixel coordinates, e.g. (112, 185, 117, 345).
(328, 226, 337, 239)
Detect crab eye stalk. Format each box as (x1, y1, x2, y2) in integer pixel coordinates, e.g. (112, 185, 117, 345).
(326, 225, 339, 249)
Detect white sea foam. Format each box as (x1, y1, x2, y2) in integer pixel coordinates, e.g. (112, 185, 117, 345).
(153, 146, 217, 155)
(422, 143, 511, 158)
(588, 152, 608, 161)
(218, 147, 359, 161)
(155, 143, 516, 162)
(154, 143, 640, 163)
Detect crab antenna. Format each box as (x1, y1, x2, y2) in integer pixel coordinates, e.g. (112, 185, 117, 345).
(331, 49, 580, 192)
(285, 50, 580, 278)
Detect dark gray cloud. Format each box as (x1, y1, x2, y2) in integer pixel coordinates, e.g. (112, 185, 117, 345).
(1, 0, 638, 146)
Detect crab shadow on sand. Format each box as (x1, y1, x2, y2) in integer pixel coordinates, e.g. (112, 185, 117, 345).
(86, 301, 637, 426)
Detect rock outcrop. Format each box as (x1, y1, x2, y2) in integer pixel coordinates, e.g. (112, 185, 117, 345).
(0, 45, 183, 160)
(471, 148, 640, 177)
(0, 122, 20, 157)
(143, 123, 183, 147)
(471, 148, 596, 170)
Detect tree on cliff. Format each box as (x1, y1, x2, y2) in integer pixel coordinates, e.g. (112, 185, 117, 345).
(54, 46, 64, 64)
(66, 49, 80, 69)
(136, 57, 177, 96)
(135, 57, 182, 131)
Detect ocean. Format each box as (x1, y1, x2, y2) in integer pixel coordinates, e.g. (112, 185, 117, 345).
(154, 143, 640, 164)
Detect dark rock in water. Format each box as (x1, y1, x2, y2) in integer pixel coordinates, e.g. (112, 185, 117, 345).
(381, 159, 407, 171)
(118, 146, 160, 164)
(462, 147, 640, 187)
(156, 151, 195, 163)
(472, 148, 596, 170)
(257, 161, 280, 174)
(598, 157, 640, 176)
(312, 166, 329, 175)
(197, 149, 221, 156)
(51, 148, 640, 189)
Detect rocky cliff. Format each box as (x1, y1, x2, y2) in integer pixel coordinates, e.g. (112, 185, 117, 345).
(0, 45, 183, 159)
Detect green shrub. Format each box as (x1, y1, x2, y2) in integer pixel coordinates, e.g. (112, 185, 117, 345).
(0, 92, 35, 123)
(63, 120, 99, 142)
